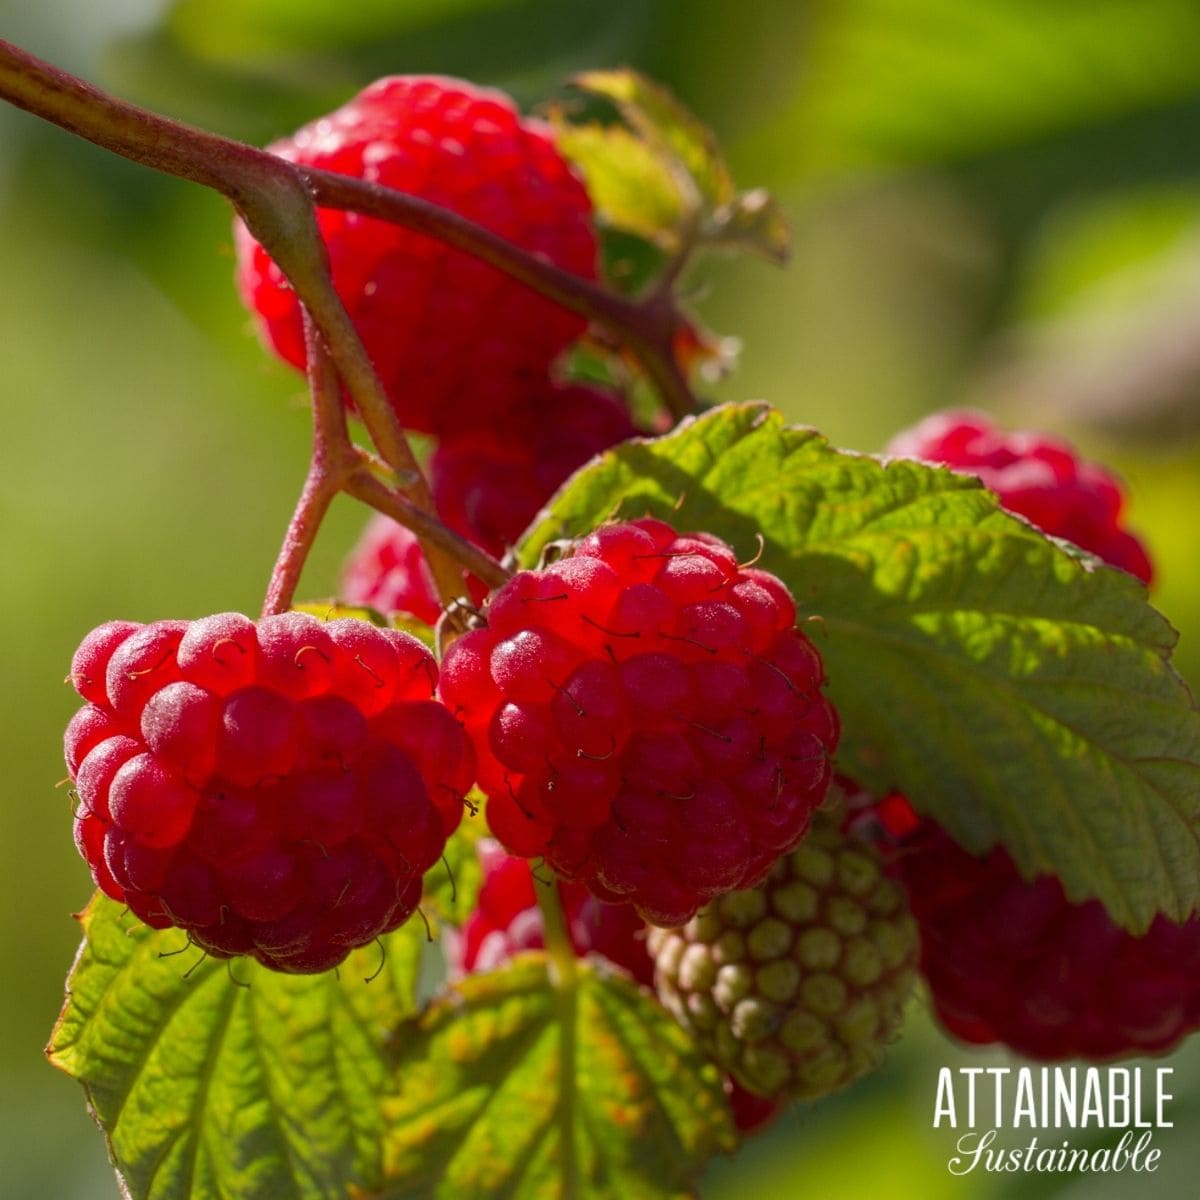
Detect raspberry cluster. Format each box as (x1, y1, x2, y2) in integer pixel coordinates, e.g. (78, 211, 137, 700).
(440, 518, 840, 925)
(887, 409, 1153, 583)
(452, 840, 779, 1133)
(234, 75, 597, 434)
(876, 794, 1200, 1060)
(65, 613, 474, 973)
(650, 810, 918, 1100)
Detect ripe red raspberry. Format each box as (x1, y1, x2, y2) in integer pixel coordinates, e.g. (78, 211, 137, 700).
(649, 809, 918, 1101)
(341, 516, 441, 625)
(440, 518, 840, 925)
(450, 838, 653, 986)
(65, 612, 475, 974)
(875, 793, 1200, 1060)
(431, 383, 639, 555)
(451, 840, 782, 1134)
(233, 75, 597, 435)
(887, 409, 1153, 583)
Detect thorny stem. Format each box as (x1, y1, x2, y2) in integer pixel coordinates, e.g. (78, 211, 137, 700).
(0, 38, 699, 423)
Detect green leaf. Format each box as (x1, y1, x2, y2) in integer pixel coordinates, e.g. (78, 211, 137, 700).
(380, 956, 734, 1198)
(520, 403, 1200, 933)
(294, 599, 389, 627)
(296, 600, 436, 651)
(549, 120, 690, 250)
(706, 189, 792, 266)
(562, 69, 791, 272)
(573, 69, 735, 210)
(391, 612, 437, 651)
(48, 894, 423, 1200)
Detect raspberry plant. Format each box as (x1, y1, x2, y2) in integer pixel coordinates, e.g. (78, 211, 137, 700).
(5, 30, 1200, 1200)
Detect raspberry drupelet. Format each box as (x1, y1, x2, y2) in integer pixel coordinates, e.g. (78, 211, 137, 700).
(65, 612, 475, 974)
(439, 517, 840, 926)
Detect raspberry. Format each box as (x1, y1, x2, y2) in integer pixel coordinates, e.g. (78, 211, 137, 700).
(649, 810, 918, 1101)
(451, 838, 653, 985)
(887, 409, 1153, 583)
(876, 794, 1200, 1060)
(64, 612, 474, 974)
(431, 383, 639, 555)
(440, 518, 839, 925)
(234, 76, 597, 435)
(341, 516, 441, 625)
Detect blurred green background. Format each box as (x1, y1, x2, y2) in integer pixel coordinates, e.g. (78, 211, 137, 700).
(4, 1, 1200, 1196)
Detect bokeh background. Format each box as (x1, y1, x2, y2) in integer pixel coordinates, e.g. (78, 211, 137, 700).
(4, 2, 1200, 1196)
